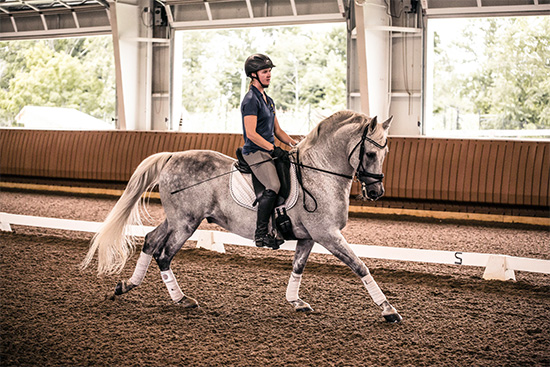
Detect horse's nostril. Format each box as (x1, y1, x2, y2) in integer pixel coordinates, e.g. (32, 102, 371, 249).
(368, 190, 378, 198)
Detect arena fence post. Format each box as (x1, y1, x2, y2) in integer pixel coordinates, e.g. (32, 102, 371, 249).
(0, 218, 12, 232)
(197, 230, 226, 254)
(483, 255, 516, 281)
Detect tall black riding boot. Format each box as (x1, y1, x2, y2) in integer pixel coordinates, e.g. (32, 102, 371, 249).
(255, 189, 284, 250)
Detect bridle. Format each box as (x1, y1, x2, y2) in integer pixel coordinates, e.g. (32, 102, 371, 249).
(293, 122, 387, 211)
(347, 123, 387, 197)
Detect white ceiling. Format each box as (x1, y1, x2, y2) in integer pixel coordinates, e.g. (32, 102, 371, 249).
(0, 0, 548, 40)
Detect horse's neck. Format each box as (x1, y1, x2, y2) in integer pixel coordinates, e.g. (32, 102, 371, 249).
(300, 126, 357, 177)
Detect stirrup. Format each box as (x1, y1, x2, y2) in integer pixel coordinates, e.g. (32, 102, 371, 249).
(255, 234, 284, 250)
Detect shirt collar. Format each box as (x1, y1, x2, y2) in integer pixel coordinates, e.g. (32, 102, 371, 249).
(251, 85, 270, 101)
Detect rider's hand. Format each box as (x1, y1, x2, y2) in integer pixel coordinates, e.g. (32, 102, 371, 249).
(270, 146, 289, 160)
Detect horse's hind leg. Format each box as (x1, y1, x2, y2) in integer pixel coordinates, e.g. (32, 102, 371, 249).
(286, 239, 315, 312)
(110, 221, 170, 300)
(320, 232, 402, 323)
(153, 223, 199, 308)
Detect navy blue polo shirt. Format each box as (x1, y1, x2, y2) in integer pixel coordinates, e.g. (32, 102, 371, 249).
(241, 86, 276, 154)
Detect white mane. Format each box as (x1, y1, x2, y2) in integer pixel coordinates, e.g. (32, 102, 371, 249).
(298, 110, 385, 153)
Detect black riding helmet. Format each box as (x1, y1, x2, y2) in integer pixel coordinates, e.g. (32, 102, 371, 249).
(244, 54, 275, 78)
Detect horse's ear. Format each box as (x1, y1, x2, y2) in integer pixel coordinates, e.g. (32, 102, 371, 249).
(382, 116, 393, 131)
(368, 116, 378, 133)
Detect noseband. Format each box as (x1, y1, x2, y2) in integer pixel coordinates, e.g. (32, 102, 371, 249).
(347, 123, 387, 196)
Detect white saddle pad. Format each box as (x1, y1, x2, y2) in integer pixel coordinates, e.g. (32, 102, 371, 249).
(230, 164, 299, 211)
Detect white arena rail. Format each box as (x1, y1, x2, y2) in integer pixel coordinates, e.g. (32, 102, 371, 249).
(1, 212, 549, 281)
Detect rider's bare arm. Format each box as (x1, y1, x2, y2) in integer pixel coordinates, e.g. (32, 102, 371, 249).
(244, 115, 278, 151)
(274, 116, 297, 147)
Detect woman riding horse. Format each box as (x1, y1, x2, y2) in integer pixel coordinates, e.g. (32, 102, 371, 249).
(80, 108, 402, 322)
(241, 54, 297, 250)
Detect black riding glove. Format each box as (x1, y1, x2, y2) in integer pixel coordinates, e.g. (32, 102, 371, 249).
(270, 146, 289, 161)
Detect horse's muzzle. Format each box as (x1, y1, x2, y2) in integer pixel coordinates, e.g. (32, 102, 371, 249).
(358, 171, 385, 201)
(364, 183, 385, 201)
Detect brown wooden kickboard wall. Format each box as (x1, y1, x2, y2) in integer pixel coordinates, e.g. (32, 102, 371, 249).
(1, 129, 548, 209)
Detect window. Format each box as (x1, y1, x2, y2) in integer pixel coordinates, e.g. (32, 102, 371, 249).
(0, 36, 116, 130)
(173, 23, 347, 135)
(425, 16, 550, 139)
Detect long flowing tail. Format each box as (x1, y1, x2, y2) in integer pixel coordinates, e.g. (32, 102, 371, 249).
(80, 152, 173, 275)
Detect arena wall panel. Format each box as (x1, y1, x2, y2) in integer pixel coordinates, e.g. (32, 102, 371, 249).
(1, 129, 548, 210)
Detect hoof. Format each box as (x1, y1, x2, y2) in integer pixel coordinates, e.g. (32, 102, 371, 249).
(114, 281, 125, 296)
(383, 312, 403, 323)
(289, 299, 314, 312)
(114, 280, 135, 296)
(177, 295, 199, 309)
(380, 301, 402, 323)
(106, 281, 126, 301)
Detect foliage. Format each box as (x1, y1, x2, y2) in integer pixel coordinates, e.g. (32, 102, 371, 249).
(433, 16, 550, 131)
(0, 36, 115, 126)
(266, 25, 347, 112)
(180, 24, 347, 118)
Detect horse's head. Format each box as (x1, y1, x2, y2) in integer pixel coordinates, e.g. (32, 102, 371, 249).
(349, 115, 393, 201)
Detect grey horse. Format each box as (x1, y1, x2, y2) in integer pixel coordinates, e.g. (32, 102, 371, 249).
(81, 110, 402, 323)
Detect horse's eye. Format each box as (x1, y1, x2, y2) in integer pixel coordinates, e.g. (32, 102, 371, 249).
(366, 152, 376, 160)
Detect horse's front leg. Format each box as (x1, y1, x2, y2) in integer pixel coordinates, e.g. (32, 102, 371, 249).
(319, 232, 402, 323)
(287, 239, 315, 312)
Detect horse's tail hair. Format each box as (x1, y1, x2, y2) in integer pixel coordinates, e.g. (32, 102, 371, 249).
(80, 152, 173, 276)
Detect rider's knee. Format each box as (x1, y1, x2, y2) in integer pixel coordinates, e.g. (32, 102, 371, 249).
(268, 181, 280, 195)
(262, 188, 278, 199)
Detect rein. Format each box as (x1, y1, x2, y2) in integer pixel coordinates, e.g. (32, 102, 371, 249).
(292, 150, 320, 213)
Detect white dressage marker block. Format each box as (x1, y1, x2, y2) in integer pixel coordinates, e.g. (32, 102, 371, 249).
(0, 218, 12, 231)
(196, 231, 226, 254)
(483, 255, 516, 281)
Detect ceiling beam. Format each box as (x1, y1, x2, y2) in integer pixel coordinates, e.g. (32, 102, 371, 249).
(0, 25, 110, 40)
(95, 0, 110, 8)
(336, 0, 345, 15)
(39, 12, 48, 30)
(19, 0, 42, 12)
(244, 0, 253, 18)
(172, 13, 344, 30)
(203, 0, 212, 21)
(10, 15, 19, 31)
(55, 0, 73, 9)
(72, 9, 80, 27)
(426, 4, 550, 17)
(289, 0, 297, 16)
(0, 3, 106, 15)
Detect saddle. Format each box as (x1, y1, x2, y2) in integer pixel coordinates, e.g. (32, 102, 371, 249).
(232, 147, 297, 240)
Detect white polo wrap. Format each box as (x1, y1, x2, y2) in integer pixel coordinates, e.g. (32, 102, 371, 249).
(129, 252, 152, 286)
(160, 269, 185, 303)
(286, 272, 302, 302)
(361, 274, 386, 306)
